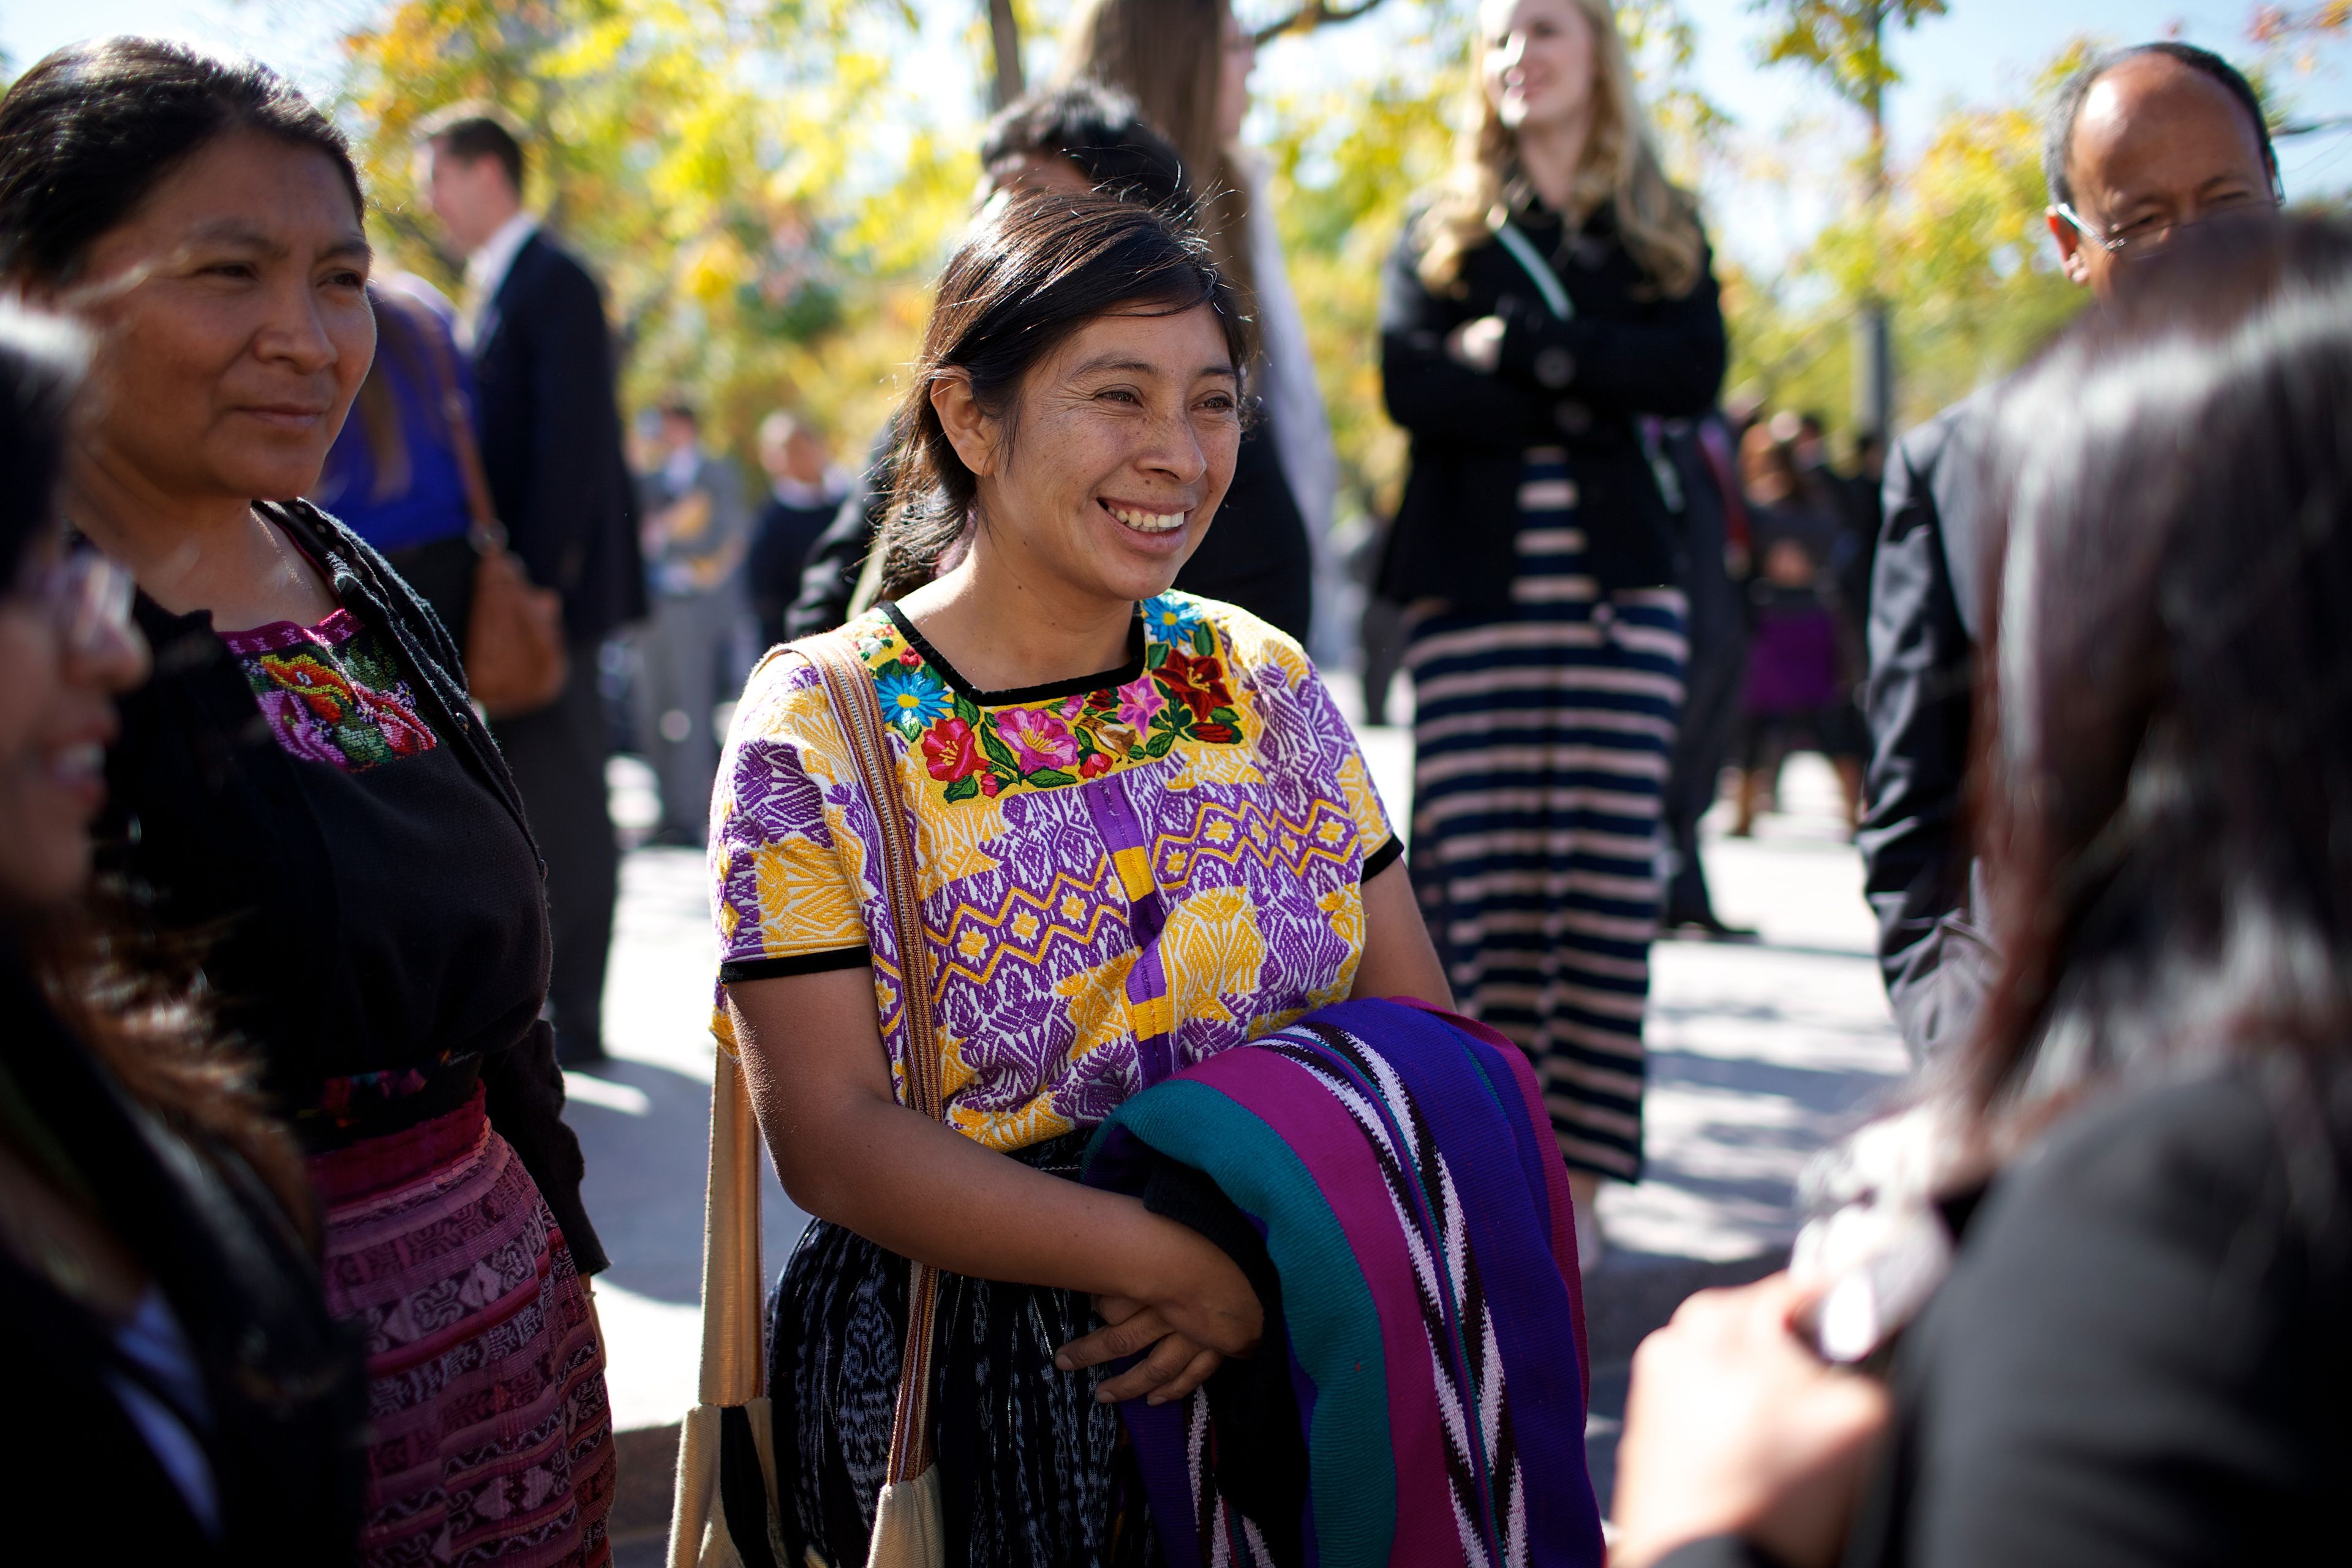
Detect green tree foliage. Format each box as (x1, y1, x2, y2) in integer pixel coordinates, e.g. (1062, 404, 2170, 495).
(342, 0, 973, 464)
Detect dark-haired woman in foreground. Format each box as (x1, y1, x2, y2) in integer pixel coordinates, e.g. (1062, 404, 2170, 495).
(0, 40, 612, 1564)
(0, 306, 366, 1561)
(1613, 217, 2352, 1567)
(715, 194, 1449, 1566)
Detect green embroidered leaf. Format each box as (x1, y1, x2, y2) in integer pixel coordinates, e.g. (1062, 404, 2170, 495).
(1144, 732, 1175, 758)
(1145, 642, 1169, 670)
(942, 774, 979, 804)
(979, 723, 1019, 771)
(1190, 624, 1215, 658)
(1025, 767, 1076, 788)
(953, 691, 981, 725)
(1208, 706, 1240, 727)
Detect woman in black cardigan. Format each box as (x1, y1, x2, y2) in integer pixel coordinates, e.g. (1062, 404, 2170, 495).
(0, 42, 614, 1563)
(1611, 219, 2352, 1568)
(1379, 0, 1724, 1250)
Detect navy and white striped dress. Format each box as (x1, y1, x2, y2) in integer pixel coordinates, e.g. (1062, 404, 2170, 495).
(1404, 447, 1687, 1179)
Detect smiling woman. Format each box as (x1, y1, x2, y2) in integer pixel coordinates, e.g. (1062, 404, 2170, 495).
(0, 38, 615, 1567)
(710, 195, 1449, 1567)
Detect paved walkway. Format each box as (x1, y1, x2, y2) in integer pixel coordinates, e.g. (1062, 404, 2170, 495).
(578, 714, 1912, 1549)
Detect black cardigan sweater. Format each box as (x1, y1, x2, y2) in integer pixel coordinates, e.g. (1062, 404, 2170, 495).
(1379, 200, 1726, 612)
(96, 500, 605, 1272)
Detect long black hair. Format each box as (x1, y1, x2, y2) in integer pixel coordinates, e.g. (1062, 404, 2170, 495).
(0, 301, 84, 582)
(878, 192, 1254, 598)
(1963, 214, 2352, 1140)
(0, 37, 363, 283)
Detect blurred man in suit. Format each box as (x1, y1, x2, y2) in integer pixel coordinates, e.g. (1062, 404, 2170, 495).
(634, 403, 750, 847)
(1859, 42, 2278, 1061)
(421, 108, 645, 1066)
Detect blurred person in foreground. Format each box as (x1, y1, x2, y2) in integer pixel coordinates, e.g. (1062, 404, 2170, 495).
(0, 304, 367, 1564)
(747, 409, 847, 649)
(786, 82, 1188, 639)
(1614, 214, 2352, 1568)
(1860, 41, 2280, 1061)
(421, 105, 643, 1066)
(0, 41, 613, 1561)
(1381, 0, 1726, 1245)
(633, 401, 749, 846)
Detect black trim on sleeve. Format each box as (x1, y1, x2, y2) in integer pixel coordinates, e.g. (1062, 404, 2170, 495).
(1361, 835, 1404, 883)
(718, 946, 873, 985)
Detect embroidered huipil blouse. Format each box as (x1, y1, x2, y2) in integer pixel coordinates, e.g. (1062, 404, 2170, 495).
(713, 592, 1403, 1152)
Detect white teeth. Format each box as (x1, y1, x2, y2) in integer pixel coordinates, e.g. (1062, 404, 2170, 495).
(1110, 505, 1186, 534)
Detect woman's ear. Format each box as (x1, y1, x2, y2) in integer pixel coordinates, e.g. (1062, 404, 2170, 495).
(929, 370, 999, 480)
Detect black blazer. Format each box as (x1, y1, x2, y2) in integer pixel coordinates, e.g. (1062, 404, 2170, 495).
(470, 230, 646, 644)
(1660, 1061, 2352, 1567)
(1378, 203, 1725, 612)
(1855, 392, 1997, 1061)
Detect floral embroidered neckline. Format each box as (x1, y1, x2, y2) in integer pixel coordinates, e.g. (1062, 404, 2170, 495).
(855, 595, 1245, 804)
(224, 608, 440, 774)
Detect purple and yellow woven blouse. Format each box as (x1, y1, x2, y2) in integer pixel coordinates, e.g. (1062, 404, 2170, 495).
(711, 592, 1402, 1153)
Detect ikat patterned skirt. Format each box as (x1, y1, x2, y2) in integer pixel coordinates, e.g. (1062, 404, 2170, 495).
(310, 1088, 616, 1566)
(766, 1133, 1166, 1568)
(1403, 447, 1688, 1180)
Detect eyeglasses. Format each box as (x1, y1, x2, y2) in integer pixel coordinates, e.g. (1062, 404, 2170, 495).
(7, 548, 137, 657)
(2055, 188, 2283, 260)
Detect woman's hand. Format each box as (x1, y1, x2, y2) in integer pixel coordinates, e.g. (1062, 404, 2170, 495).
(1053, 1219, 1263, 1404)
(1610, 1274, 1891, 1568)
(1444, 315, 1505, 374)
(1056, 1297, 1224, 1405)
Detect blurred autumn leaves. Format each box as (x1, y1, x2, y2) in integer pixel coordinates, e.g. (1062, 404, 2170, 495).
(333, 1, 2264, 531)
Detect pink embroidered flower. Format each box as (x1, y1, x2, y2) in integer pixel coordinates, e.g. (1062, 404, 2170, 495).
(1059, 692, 1085, 719)
(921, 716, 982, 782)
(998, 706, 1080, 773)
(1115, 674, 1165, 733)
(978, 771, 1002, 797)
(356, 689, 438, 757)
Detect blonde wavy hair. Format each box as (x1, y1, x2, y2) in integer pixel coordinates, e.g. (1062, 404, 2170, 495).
(1417, 0, 1703, 299)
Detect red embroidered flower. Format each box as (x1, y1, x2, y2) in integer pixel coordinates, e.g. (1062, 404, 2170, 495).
(921, 716, 982, 782)
(1191, 722, 1238, 745)
(898, 647, 923, 666)
(1155, 646, 1232, 723)
(978, 771, 1002, 797)
(1079, 752, 1112, 778)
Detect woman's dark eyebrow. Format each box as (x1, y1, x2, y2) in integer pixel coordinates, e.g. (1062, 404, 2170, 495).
(182, 221, 372, 263)
(1069, 354, 1237, 381)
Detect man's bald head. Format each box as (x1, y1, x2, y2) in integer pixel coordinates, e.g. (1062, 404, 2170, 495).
(2043, 43, 2277, 296)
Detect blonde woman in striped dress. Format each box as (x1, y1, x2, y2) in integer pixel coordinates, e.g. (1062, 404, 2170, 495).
(1377, 0, 1724, 1256)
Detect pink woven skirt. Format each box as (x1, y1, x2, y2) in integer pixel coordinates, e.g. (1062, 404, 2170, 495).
(311, 1087, 616, 1567)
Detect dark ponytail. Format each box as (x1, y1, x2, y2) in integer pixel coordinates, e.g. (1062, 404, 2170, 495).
(0, 37, 363, 284)
(878, 192, 1254, 599)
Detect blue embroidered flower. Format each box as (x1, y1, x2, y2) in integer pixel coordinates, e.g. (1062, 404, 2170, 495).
(875, 664, 953, 737)
(1139, 594, 1203, 644)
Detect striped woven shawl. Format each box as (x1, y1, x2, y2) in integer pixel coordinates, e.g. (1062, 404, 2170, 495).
(1084, 998, 1604, 1568)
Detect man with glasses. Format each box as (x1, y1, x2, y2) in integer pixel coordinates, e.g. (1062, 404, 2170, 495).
(1860, 42, 2278, 1061)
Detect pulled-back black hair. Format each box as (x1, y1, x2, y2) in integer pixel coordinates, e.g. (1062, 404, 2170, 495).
(879, 194, 1253, 599)
(0, 37, 363, 284)
(979, 83, 1188, 211)
(2043, 42, 2276, 211)
(0, 303, 86, 585)
(1964, 214, 2352, 1136)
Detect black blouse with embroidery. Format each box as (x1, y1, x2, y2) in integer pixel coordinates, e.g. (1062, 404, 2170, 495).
(96, 500, 605, 1272)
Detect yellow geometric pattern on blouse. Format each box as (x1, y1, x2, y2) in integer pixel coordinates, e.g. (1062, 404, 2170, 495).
(928, 857, 1125, 997)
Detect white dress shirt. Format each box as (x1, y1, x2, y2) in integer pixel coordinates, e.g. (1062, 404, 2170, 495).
(458, 211, 540, 347)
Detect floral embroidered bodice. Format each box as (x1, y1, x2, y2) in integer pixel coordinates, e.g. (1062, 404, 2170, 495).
(712, 592, 1400, 1151)
(222, 608, 440, 774)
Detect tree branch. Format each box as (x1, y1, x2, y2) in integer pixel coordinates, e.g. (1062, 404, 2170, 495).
(1252, 0, 1393, 46)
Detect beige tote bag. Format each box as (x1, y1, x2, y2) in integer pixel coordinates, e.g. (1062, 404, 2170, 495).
(670, 633, 948, 1568)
